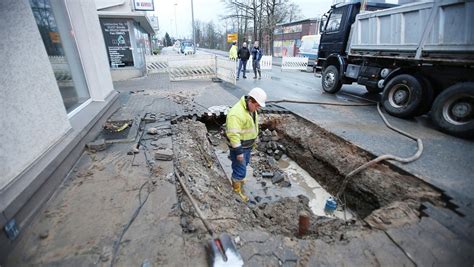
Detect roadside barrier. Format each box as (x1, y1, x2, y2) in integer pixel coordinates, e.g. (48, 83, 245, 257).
(146, 53, 273, 84)
(216, 57, 237, 84)
(260, 56, 273, 70)
(281, 56, 308, 71)
(168, 55, 215, 81)
(245, 55, 273, 71)
(146, 55, 170, 74)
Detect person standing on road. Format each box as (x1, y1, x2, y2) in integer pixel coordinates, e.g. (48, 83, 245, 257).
(251, 41, 263, 79)
(226, 87, 267, 202)
(237, 42, 250, 80)
(229, 40, 237, 60)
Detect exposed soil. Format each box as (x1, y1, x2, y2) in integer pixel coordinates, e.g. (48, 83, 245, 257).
(172, 114, 444, 246)
(260, 114, 444, 217)
(172, 120, 364, 244)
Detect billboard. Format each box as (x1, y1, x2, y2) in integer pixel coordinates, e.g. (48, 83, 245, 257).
(227, 33, 238, 43)
(273, 40, 295, 57)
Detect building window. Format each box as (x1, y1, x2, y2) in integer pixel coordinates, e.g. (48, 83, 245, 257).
(29, 0, 91, 113)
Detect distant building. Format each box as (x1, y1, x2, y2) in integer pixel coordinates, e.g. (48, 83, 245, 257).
(95, 0, 156, 80)
(1, 0, 118, 261)
(273, 19, 319, 57)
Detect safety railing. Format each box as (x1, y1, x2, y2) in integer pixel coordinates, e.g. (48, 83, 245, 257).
(281, 56, 308, 71)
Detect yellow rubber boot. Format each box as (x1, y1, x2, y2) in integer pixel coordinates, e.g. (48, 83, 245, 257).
(232, 180, 249, 202)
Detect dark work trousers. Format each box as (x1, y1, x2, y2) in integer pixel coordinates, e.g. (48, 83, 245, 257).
(237, 59, 248, 78)
(252, 60, 261, 78)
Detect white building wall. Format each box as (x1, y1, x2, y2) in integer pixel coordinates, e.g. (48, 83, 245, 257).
(95, 0, 133, 12)
(0, 0, 72, 190)
(66, 0, 115, 101)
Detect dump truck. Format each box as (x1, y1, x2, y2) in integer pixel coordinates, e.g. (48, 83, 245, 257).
(316, 0, 474, 138)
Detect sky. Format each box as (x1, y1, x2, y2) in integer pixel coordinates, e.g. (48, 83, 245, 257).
(152, 0, 334, 39)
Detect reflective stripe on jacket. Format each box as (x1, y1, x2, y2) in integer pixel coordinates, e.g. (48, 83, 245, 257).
(226, 96, 259, 152)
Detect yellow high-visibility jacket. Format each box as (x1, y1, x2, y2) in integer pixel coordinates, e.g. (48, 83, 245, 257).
(229, 45, 238, 60)
(226, 96, 259, 153)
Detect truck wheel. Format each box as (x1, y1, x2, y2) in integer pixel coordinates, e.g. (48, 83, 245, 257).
(431, 83, 474, 138)
(365, 85, 382, 94)
(382, 74, 423, 118)
(414, 75, 435, 116)
(322, 65, 342, 93)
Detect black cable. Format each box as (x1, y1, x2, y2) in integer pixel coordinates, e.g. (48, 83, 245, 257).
(112, 113, 156, 266)
(110, 180, 151, 267)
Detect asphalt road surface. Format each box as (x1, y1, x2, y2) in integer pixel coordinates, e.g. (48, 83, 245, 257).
(162, 47, 473, 218)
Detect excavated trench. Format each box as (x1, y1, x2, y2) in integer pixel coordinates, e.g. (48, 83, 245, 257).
(171, 112, 444, 242)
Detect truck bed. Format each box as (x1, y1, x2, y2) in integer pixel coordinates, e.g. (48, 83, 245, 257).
(348, 0, 474, 62)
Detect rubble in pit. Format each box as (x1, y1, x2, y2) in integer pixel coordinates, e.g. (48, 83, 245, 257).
(171, 120, 365, 243)
(259, 113, 444, 218)
(171, 112, 446, 250)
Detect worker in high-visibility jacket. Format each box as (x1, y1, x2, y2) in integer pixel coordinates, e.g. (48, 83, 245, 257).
(229, 40, 238, 60)
(226, 87, 267, 202)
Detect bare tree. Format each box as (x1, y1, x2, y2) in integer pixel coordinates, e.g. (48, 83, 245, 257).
(218, 0, 303, 53)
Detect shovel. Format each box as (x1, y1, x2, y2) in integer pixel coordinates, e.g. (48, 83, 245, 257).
(175, 169, 244, 267)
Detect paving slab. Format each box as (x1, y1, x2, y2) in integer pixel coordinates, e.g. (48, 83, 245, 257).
(6, 123, 185, 266)
(386, 216, 474, 266)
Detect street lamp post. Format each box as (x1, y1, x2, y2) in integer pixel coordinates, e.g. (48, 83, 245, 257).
(174, 3, 178, 38)
(191, 0, 196, 53)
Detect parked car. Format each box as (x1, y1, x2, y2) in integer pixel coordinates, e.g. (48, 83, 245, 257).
(181, 42, 195, 55)
(179, 41, 194, 55)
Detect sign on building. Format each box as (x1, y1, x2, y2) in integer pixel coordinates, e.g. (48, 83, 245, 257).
(100, 19, 134, 68)
(134, 0, 154, 11)
(227, 33, 238, 43)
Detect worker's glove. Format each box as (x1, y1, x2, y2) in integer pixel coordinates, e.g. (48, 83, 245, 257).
(237, 154, 244, 164)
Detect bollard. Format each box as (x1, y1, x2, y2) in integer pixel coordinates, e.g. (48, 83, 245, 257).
(298, 211, 310, 236)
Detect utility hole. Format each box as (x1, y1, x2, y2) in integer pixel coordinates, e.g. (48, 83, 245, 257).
(172, 112, 444, 241)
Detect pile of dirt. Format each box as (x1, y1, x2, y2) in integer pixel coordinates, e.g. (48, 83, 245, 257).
(171, 120, 361, 242)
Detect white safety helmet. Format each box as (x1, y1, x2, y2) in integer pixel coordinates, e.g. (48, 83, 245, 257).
(248, 87, 267, 107)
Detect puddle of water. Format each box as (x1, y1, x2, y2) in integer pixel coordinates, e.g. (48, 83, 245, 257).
(214, 149, 353, 220)
(282, 159, 353, 220)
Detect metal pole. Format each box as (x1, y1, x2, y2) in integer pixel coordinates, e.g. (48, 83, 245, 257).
(191, 0, 196, 53)
(174, 3, 178, 38)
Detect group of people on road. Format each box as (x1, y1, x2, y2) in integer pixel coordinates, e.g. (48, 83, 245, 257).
(229, 41, 263, 80)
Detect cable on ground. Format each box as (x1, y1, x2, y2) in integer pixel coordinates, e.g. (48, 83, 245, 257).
(335, 103, 423, 200)
(266, 99, 376, 106)
(110, 112, 157, 267)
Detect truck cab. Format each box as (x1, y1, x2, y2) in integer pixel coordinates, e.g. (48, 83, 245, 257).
(316, 2, 397, 74)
